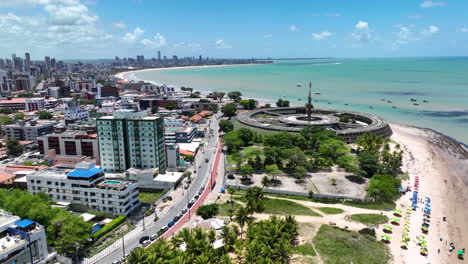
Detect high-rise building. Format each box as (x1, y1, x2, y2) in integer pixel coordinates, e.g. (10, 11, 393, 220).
(11, 54, 16, 68)
(157, 50, 161, 61)
(97, 110, 166, 173)
(44, 56, 50, 70)
(24, 52, 31, 70)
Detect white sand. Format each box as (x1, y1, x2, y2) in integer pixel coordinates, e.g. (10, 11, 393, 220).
(389, 123, 468, 264)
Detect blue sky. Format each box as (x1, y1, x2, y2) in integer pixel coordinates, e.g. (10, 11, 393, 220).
(0, 0, 467, 59)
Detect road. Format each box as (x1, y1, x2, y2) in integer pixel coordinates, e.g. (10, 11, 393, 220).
(86, 115, 221, 264)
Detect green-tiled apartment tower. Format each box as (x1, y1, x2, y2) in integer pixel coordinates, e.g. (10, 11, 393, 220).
(97, 110, 166, 173)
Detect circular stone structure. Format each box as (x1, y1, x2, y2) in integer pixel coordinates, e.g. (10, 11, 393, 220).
(237, 107, 392, 143)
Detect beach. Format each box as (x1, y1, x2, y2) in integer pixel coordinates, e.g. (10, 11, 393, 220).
(389, 123, 468, 264)
(116, 64, 468, 264)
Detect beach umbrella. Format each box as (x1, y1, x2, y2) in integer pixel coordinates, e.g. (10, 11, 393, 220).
(403, 236, 410, 241)
(380, 235, 391, 241)
(458, 250, 464, 256)
(383, 225, 393, 231)
(425, 204, 431, 207)
(400, 241, 408, 246)
(390, 218, 400, 223)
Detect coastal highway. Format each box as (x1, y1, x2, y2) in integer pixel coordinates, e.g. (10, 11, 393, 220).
(86, 115, 220, 264)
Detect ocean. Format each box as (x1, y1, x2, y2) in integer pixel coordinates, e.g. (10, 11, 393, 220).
(125, 57, 468, 144)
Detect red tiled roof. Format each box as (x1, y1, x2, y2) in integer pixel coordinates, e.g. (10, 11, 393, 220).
(180, 150, 195, 156)
(0, 98, 26, 104)
(4, 165, 48, 172)
(0, 171, 15, 182)
(190, 115, 203, 122)
(199, 111, 212, 116)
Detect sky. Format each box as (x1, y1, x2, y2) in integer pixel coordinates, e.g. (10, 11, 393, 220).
(0, 0, 467, 60)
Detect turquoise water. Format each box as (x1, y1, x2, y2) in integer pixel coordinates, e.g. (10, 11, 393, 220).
(129, 58, 468, 144)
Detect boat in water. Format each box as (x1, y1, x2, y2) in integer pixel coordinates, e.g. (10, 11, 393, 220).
(423, 100, 429, 103)
(413, 103, 419, 106)
(392, 106, 397, 108)
(387, 100, 392, 103)
(410, 98, 417, 102)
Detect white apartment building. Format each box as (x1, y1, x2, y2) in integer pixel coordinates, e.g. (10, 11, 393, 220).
(25, 98, 46, 112)
(64, 105, 90, 121)
(26, 163, 140, 216)
(97, 110, 166, 173)
(0, 211, 49, 264)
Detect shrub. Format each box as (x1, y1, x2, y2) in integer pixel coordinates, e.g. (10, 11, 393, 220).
(196, 204, 220, 219)
(358, 228, 376, 237)
(92, 215, 126, 240)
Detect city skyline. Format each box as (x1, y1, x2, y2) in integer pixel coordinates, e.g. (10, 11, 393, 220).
(0, 0, 468, 59)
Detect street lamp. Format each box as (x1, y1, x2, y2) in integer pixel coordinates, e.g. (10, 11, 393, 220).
(185, 183, 191, 220)
(74, 243, 80, 264)
(121, 232, 126, 259)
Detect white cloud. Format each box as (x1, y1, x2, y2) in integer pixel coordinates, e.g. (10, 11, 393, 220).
(351, 20, 373, 43)
(458, 27, 468, 33)
(408, 14, 422, 19)
(112, 21, 126, 30)
(215, 39, 232, 49)
(122, 27, 144, 42)
(421, 25, 439, 37)
(263, 34, 273, 38)
(324, 13, 341, 17)
(420, 1, 446, 8)
(141, 33, 167, 48)
(312, 31, 332, 40)
(289, 25, 298, 31)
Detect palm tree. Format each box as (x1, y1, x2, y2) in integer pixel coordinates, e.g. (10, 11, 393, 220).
(127, 247, 148, 264)
(261, 175, 270, 188)
(234, 206, 249, 234)
(192, 253, 211, 264)
(245, 186, 266, 214)
(219, 254, 233, 264)
(270, 239, 291, 264)
(170, 255, 190, 264)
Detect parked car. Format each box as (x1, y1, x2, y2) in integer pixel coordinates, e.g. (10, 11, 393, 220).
(160, 226, 168, 233)
(173, 215, 180, 222)
(168, 220, 175, 227)
(150, 234, 158, 241)
(139, 236, 150, 244)
(142, 240, 151, 247)
(181, 208, 188, 214)
(166, 195, 173, 201)
(188, 201, 194, 208)
(194, 194, 200, 200)
(205, 158, 209, 162)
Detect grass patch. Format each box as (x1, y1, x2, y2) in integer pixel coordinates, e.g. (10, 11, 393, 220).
(349, 214, 389, 225)
(318, 207, 344, 214)
(139, 190, 167, 204)
(264, 199, 321, 216)
(294, 243, 316, 256)
(217, 202, 243, 216)
(343, 201, 395, 211)
(22, 161, 49, 166)
(313, 225, 391, 264)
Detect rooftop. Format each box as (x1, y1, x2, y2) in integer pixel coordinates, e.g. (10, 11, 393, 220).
(67, 167, 103, 178)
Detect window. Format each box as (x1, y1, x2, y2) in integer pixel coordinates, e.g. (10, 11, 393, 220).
(61, 183, 65, 186)
(47, 181, 51, 185)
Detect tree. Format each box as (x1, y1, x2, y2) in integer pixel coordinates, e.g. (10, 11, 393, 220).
(0, 116, 14, 125)
(222, 131, 243, 153)
(234, 206, 249, 234)
(7, 138, 24, 156)
(221, 103, 237, 118)
(227, 91, 242, 103)
(265, 103, 271, 108)
(239, 99, 257, 110)
(253, 155, 264, 170)
(0, 107, 13, 114)
(213, 91, 226, 103)
(239, 164, 254, 183)
(38, 111, 53, 119)
(199, 99, 210, 103)
(265, 164, 281, 184)
(263, 132, 306, 149)
(219, 120, 234, 133)
(317, 138, 349, 162)
(358, 151, 381, 177)
(14, 113, 25, 120)
(276, 99, 290, 107)
(237, 128, 254, 146)
(293, 166, 308, 181)
(367, 174, 401, 202)
(165, 102, 178, 110)
(245, 187, 265, 214)
(196, 204, 220, 219)
(151, 105, 159, 114)
(356, 133, 387, 155)
(208, 105, 218, 112)
(261, 176, 270, 188)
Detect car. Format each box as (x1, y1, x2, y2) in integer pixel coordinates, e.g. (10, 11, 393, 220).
(198, 189, 204, 195)
(194, 194, 200, 200)
(188, 202, 194, 208)
(205, 157, 209, 162)
(142, 240, 151, 247)
(150, 234, 158, 241)
(173, 215, 180, 222)
(139, 236, 150, 244)
(168, 220, 175, 227)
(160, 226, 168, 233)
(181, 208, 188, 214)
(112, 261, 120, 264)
(166, 195, 173, 201)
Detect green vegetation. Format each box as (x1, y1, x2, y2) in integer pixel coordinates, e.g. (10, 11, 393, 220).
(239, 99, 257, 110)
(0, 108, 13, 114)
(221, 103, 238, 118)
(314, 225, 391, 264)
(217, 201, 243, 216)
(38, 110, 53, 119)
(165, 102, 178, 110)
(276, 98, 290, 107)
(92, 216, 126, 240)
(7, 138, 24, 156)
(263, 198, 321, 216)
(343, 201, 396, 210)
(349, 213, 389, 225)
(22, 161, 49, 166)
(212, 91, 225, 103)
(0, 115, 14, 125)
(367, 174, 401, 202)
(293, 243, 317, 256)
(16, 92, 35, 98)
(0, 189, 92, 256)
(14, 113, 25, 120)
(219, 119, 234, 133)
(199, 98, 210, 103)
(127, 215, 298, 264)
(227, 91, 242, 102)
(196, 204, 220, 219)
(138, 190, 167, 204)
(318, 207, 344, 214)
